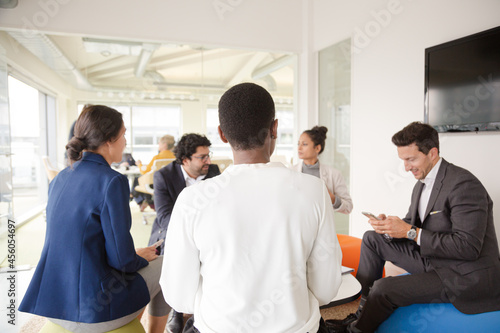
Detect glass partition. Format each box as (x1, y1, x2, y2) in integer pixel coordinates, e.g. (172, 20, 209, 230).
(318, 38, 352, 234)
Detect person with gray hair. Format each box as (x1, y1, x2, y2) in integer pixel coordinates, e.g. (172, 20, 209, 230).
(132, 134, 176, 211)
(137, 134, 176, 174)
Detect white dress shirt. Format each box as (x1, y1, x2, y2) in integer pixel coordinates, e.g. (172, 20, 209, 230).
(161, 162, 342, 333)
(416, 158, 442, 245)
(181, 165, 207, 187)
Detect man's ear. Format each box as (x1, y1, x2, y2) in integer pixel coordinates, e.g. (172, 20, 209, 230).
(271, 119, 278, 139)
(429, 147, 439, 159)
(218, 126, 228, 143)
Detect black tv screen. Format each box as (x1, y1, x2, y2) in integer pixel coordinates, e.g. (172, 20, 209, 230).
(424, 26, 500, 132)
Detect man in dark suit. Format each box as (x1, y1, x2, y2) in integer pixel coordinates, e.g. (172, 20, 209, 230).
(148, 133, 220, 333)
(335, 122, 500, 333)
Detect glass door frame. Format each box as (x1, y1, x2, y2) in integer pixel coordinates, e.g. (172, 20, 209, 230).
(0, 45, 13, 263)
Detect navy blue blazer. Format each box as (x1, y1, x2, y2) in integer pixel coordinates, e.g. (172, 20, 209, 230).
(20, 152, 150, 323)
(148, 162, 220, 253)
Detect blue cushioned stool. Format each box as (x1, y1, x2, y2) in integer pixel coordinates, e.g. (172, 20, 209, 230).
(376, 303, 500, 333)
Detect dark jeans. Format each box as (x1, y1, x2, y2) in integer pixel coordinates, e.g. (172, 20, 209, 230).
(182, 316, 328, 333)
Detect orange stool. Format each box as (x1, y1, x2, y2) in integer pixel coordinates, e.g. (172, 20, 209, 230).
(337, 234, 385, 277)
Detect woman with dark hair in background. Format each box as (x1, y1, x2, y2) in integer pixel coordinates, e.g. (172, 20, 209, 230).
(19, 105, 170, 332)
(293, 126, 353, 214)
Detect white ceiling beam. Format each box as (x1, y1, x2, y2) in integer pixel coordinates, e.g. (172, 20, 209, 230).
(152, 49, 251, 70)
(226, 53, 269, 88)
(134, 43, 161, 77)
(252, 54, 295, 80)
(86, 62, 137, 80)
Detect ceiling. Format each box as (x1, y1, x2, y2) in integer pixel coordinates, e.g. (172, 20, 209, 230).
(5, 30, 295, 103)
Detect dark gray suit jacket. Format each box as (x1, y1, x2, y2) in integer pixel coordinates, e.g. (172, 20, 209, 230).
(148, 162, 220, 253)
(403, 158, 500, 314)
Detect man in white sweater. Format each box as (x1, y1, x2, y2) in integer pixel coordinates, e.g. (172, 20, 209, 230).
(160, 82, 342, 333)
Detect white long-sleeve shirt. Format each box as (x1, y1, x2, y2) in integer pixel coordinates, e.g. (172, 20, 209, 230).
(161, 162, 342, 333)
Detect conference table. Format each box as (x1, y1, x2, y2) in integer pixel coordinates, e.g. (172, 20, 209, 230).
(114, 165, 141, 177)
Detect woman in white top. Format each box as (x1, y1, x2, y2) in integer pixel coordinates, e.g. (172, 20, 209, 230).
(293, 126, 353, 214)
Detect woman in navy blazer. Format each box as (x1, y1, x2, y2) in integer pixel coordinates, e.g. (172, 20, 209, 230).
(20, 105, 170, 332)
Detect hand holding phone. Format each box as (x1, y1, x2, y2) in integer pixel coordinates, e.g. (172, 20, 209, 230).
(361, 211, 393, 241)
(151, 239, 164, 248)
(152, 239, 164, 255)
(362, 211, 381, 220)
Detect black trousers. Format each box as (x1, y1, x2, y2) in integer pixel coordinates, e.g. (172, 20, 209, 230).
(182, 316, 329, 333)
(354, 231, 449, 333)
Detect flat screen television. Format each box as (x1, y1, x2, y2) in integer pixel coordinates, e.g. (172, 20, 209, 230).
(424, 26, 500, 132)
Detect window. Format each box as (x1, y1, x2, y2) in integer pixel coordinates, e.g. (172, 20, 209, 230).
(275, 108, 294, 163)
(78, 104, 181, 164)
(206, 107, 231, 158)
(8, 76, 54, 220)
(130, 105, 180, 162)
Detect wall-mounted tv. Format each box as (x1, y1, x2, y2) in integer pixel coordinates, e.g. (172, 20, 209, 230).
(424, 26, 500, 133)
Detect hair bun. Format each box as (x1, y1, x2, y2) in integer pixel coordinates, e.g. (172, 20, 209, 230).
(312, 126, 328, 139)
(66, 136, 87, 162)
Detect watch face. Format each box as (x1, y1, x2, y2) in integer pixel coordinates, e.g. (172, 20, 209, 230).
(408, 229, 417, 240)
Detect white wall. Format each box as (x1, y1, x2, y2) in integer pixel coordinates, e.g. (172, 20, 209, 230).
(313, 0, 500, 242)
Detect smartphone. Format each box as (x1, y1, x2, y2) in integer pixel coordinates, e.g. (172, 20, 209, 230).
(361, 211, 393, 242)
(362, 211, 380, 220)
(152, 239, 164, 255)
(152, 239, 164, 248)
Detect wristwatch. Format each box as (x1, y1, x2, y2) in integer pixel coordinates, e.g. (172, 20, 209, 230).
(407, 225, 417, 240)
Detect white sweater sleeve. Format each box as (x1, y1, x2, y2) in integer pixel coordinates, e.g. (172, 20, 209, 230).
(306, 184, 343, 305)
(160, 191, 200, 314)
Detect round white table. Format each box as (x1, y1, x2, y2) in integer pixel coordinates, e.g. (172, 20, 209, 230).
(320, 273, 362, 308)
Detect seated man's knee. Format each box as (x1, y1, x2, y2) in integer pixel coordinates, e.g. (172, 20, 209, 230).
(363, 230, 377, 241)
(362, 230, 380, 248)
(369, 277, 393, 299)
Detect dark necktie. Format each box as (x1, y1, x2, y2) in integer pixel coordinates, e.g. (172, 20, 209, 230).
(415, 182, 426, 228)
